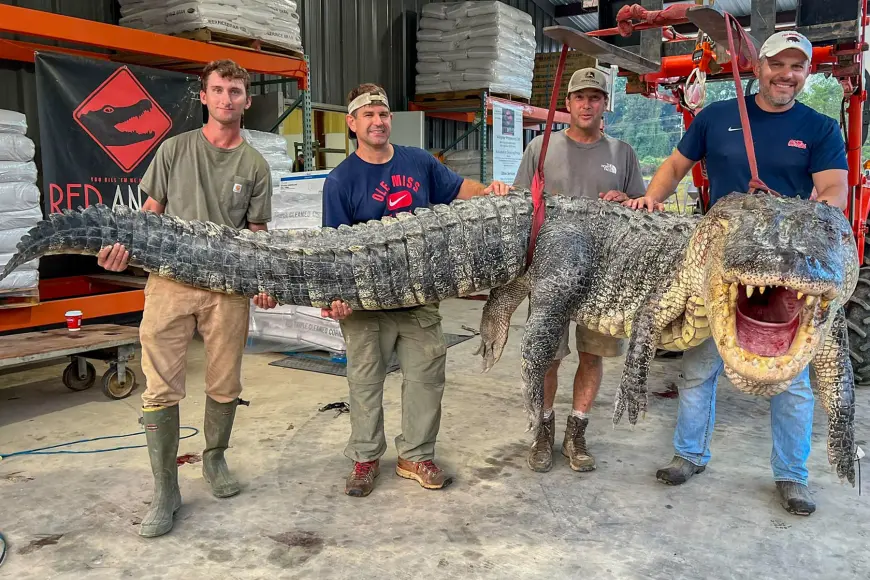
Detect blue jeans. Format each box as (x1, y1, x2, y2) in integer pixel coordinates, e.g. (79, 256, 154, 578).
(672, 338, 814, 485)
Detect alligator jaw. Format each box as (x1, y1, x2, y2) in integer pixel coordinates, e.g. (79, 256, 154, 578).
(710, 277, 832, 388)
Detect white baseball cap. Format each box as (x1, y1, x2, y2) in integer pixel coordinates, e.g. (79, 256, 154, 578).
(758, 31, 813, 63)
(567, 67, 609, 95)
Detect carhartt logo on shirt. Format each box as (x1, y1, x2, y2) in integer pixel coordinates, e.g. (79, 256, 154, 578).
(601, 163, 617, 174)
(232, 183, 242, 193)
(788, 139, 807, 149)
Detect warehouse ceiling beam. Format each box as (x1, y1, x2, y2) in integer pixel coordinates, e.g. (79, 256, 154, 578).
(554, 1, 599, 19)
(0, 4, 308, 87)
(526, 0, 557, 18)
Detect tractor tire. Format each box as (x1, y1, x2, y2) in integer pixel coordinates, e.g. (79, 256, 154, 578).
(845, 266, 870, 386)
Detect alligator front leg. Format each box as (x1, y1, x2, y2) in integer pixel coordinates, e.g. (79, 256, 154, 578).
(613, 283, 687, 426)
(811, 308, 856, 485)
(476, 273, 530, 372)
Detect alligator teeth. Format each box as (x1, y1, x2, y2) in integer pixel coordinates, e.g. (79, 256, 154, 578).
(746, 285, 755, 298)
(820, 298, 830, 309)
(806, 295, 816, 306)
(758, 286, 766, 294)
(797, 291, 804, 300)
(729, 283, 738, 302)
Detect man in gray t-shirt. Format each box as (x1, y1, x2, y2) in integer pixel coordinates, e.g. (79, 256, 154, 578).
(514, 67, 645, 475)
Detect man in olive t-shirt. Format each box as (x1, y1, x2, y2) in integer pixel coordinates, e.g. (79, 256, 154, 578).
(96, 60, 276, 539)
(513, 67, 646, 475)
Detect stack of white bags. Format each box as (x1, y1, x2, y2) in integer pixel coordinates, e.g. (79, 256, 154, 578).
(118, 0, 303, 53)
(0, 110, 40, 294)
(432, 148, 494, 183)
(416, 1, 536, 98)
(241, 128, 346, 355)
(240, 128, 322, 231)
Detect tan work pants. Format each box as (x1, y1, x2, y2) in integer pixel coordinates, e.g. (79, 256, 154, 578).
(139, 276, 250, 408)
(339, 304, 448, 463)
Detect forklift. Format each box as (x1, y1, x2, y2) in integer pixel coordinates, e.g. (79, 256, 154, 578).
(541, 0, 870, 384)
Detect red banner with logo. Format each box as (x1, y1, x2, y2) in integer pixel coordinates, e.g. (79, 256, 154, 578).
(35, 52, 201, 215)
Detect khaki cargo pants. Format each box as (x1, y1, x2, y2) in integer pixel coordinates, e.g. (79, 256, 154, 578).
(139, 275, 250, 407)
(339, 303, 447, 463)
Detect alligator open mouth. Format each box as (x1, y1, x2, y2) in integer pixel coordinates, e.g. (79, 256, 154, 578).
(717, 280, 832, 380)
(736, 284, 806, 357)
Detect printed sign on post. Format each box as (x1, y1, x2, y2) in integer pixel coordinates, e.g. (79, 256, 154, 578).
(492, 100, 524, 184)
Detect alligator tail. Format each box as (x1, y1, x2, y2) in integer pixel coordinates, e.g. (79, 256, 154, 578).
(1, 194, 533, 309)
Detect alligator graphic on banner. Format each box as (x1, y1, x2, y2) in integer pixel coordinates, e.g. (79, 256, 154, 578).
(35, 52, 200, 215)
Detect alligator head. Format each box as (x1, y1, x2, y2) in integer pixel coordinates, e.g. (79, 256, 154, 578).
(77, 99, 155, 147)
(693, 193, 859, 394)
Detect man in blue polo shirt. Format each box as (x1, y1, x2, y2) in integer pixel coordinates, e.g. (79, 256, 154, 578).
(614, 31, 848, 515)
(322, 83, 509, 498)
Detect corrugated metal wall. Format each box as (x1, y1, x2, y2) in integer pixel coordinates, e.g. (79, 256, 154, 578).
(294, 0, 559, 150)
(299, 0, 558, 108)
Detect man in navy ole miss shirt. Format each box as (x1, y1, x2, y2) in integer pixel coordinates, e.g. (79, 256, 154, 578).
(322, 83, 510, 498)
(612, 31, 848, 517)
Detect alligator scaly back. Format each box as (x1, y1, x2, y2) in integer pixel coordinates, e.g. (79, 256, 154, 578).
(0, 193, 535, 309)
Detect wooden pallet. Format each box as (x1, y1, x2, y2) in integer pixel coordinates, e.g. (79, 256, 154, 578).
(113, 27, 304, 72)
(176, 28, 304, 60)
(413, 90, 531, 104)
(0, 286, 39, 310)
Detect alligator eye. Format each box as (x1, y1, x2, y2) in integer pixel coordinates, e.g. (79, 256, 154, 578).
(102, 106, 115, 113)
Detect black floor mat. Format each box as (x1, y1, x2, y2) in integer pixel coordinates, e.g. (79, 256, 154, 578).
(268, 333, 475, 376)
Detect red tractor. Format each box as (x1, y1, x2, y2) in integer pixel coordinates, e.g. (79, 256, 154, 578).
(543, 0, 870, 382)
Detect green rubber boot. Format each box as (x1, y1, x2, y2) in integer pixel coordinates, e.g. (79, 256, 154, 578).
(139, 406, 182, 538)
(202, 397, 241, 498)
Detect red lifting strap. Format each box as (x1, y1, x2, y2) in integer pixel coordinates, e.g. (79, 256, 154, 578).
(615, 3, 692, 37)
(527, 45, 568, 266)
(723, 12, 779, 196)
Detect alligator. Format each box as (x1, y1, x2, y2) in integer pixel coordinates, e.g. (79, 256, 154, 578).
(0, 190, 858, 483)
(77, 98, 156, 147)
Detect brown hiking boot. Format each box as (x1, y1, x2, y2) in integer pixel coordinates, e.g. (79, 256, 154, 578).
(528, 411, 555, 472)
(345, 460, 379, 497)
(562, 414, 595, 472)
(396, 458, 453, 490)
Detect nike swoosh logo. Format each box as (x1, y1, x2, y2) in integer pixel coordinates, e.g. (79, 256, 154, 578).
(728, 127, 742, 132)
(388, 195, 408, 209)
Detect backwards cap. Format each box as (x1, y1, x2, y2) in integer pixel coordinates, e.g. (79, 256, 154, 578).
(348, 91, 390, 115)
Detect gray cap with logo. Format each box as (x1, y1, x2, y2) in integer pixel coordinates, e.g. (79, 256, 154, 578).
(567, 67, 609, 95)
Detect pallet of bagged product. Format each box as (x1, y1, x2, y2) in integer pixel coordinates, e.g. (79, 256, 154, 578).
(0, 286, 39, 310)
(413, 89, 530, 105)
(175, 28, 304, 60)
(114, 28, 303, 72)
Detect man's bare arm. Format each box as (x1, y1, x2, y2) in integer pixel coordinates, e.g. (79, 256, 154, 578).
(811, 169, 848, 210)
(623, 150, 695, 212)
(142, 197, 165, 214)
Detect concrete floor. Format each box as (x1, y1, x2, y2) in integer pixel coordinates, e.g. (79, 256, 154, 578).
(1, 298, 868, 580)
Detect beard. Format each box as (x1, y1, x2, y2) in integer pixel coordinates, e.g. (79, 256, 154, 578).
(759, 79, 802, 107)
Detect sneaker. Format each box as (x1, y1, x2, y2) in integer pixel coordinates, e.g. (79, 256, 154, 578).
(776, 481, 816, 516)
(655, 455, 706, 485)
(562, 415, 595, 472)
(345, 460, 379, 497)
(396, 458, 453, 490)
(528, 412, 555, 472)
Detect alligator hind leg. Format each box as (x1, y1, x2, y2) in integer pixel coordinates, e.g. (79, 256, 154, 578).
(476, 272, 530, 372)
(520, 224, 591, 431)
